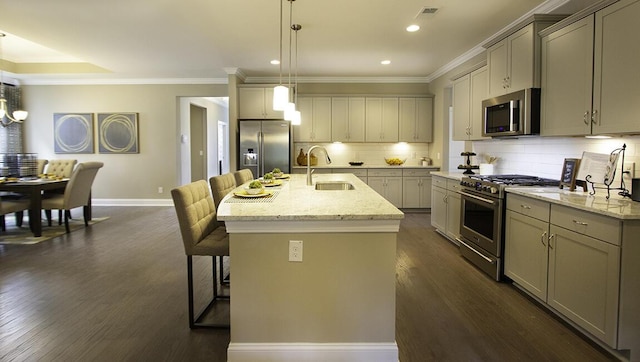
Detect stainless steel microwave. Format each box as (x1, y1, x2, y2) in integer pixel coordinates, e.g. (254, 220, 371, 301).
(482, 88, 541, 137)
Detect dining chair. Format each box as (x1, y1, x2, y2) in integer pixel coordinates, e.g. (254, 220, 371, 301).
(0, 199, 29, 231)
(44, 159, 78, 223)
(209, 173, 237, 212)
(233, 168, 254, 186)
(171, 180, 230, 329)
(41, 162, 104, 233)
(36, 159, 48, 175)
(45, 159, 77, 178)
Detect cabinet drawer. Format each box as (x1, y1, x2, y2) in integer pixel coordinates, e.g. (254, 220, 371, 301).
(368, 169, 402, 177)
(402, 169, 431, 177)
(551, 204, 621, 245)
(507, 194, 550, 221)
(446, 179, 462, 192)
(432, 176, 447, 188)
(332, 168, 367, 177)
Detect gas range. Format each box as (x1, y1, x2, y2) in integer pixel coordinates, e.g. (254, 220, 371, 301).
(460, 174, 560, 199)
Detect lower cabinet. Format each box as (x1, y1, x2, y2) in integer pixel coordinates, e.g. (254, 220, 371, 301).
(431, 175, 461, 242)
(402, 169, 432, 209)
(368, 169, 402, 208)
(505, 194, 621, 348)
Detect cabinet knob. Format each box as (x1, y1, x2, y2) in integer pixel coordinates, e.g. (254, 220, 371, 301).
(548, 234, 555, 249)
(591, 110, 598, 125)
(541, 231, 547, 246)
(583, 111, 590, 125)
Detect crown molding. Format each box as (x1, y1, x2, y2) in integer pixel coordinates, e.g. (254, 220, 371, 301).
(17, 77, 229, 86)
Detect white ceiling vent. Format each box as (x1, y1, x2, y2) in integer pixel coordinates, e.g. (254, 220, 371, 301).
(416, 7, 438, 17)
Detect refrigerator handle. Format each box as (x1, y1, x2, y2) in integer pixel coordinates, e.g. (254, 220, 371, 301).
(259, 131, 264, 176)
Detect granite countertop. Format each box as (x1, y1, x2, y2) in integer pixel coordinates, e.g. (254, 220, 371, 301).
(430, 171, 467, 181)
(216, 173, 404, 222)
(291, 164, 440, 170)
(506, 187, 640, 220)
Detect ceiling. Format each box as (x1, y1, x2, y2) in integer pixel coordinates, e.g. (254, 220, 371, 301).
(0, 0, 598, 84)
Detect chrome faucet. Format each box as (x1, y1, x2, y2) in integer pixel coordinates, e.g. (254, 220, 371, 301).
(307, 145, 332, 185)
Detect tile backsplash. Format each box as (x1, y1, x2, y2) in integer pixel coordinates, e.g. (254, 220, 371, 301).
(471, 135, 639, 181)
(293, 142, 433, 167)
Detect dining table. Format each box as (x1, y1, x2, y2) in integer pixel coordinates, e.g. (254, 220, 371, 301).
(0, 178, 69, 237)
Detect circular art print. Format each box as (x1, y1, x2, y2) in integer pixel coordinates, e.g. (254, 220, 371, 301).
(53, 113, 94, 154)
(97, 113, 139, 153)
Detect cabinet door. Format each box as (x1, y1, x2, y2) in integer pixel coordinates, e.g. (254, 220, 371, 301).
(381, 98, 399, 142)
(415, 97, 433, 142)
(548, 225, 620, 347)
(365, 98, 383, 142)
(295, 97, 314, 141)
(331, 97, 349, 142)
(452, 75, 471, 141)
(469, 67, 489, 140)
(402, 177, 421, 208)
(487, 39, 509, 97)
(312, 97, 332, 142)
(593, 0, 640, 134)
(445, 190, 461, 241)
(431, 185, 447, 231)
(386, 177, 403, 208)
(398, 98, 416, 142)
(420, 177, 432, 208)
(508, 24, 535, 92)
(540, 16, 594, 136)
(505, 210, 549, 300)
(238, 88, 267, 119)
(263, 87, 282, 119)
(348, 97, 366, 142)
(367, 176, 385, 197)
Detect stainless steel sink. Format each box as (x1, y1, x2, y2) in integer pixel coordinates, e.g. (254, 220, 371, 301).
(314, 181, 355, 190)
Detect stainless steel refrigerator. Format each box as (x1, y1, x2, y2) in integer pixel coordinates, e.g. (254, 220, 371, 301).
(239, 120, 291, 177)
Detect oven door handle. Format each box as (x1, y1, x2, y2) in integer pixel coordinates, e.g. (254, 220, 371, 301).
(459, 191, 496, 205)
(458, 239, 496, 264)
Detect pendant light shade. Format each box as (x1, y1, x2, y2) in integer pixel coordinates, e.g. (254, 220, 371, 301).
(0, 33, 28, 127)
(273, 85, 289, 111)
(291, 110, 301, 125)
(283, 102, 296, 121)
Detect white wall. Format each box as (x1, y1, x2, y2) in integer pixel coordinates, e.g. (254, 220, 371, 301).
(471, 135, 640, 182)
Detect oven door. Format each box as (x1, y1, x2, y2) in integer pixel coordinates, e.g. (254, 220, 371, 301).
(459, 189, 503, 257)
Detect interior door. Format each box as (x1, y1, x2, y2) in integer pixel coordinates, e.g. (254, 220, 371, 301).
(190, 104, 207, 182)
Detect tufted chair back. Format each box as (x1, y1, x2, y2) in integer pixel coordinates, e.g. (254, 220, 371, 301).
(46, 159, 78, 177)
(209, 173, 237, 211)
(36, 159, 49, 175)
(171, 180, 228, 256)
(233, 169, 254, 186)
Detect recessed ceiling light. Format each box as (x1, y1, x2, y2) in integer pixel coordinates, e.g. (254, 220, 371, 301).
(406, 25, 420, 32)
(270, 59, 280, 65)
(381, 60, 391, 65)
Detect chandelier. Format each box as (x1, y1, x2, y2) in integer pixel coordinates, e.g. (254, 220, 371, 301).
(0, 33, 28, 127)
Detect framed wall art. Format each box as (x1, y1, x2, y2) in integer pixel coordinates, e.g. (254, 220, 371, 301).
(53, 113, 95, 154)
(97, 112, 139, 154)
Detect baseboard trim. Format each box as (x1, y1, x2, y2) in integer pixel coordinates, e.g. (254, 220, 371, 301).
(93, 199, 173, 207)
(227, 342, 398, 362)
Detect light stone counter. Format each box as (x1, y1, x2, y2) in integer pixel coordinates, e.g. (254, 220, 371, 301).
(430, 171, 466, 181)
(506, 187, 640, 220)
(217, 173, 404, 233)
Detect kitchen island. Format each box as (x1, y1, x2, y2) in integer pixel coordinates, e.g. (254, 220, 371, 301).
(217, 173, 404, 362)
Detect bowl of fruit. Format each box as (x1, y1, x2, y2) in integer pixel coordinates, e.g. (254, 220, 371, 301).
(384, 157, 406, 166)
(272, 168, 283, 178)
(245, 180, 265, 195)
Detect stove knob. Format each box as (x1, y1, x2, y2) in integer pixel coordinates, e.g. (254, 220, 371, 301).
(490, 187, 498, 194)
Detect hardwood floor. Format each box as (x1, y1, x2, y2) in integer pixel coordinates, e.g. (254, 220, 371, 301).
(0, 207, 617, 361)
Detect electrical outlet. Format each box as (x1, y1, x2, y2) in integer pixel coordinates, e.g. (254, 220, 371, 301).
(623, 162, 635, 181)
(289, 240, 303, 262)
(158, 186, 163, 194)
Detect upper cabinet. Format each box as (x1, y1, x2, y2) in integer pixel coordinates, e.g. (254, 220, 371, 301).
(485, 15, 566, 98)
(452, 66, 489, 141)
(238, 87, 284, 119)
(365, 98, 399, 142)
(541, 0, 640, 136)
(399, 97, 433, 143)
(295, 97, 332, 142)
(331, 97, 365, 142)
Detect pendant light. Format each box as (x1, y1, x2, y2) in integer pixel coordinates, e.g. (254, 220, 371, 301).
(283, 0, 296, 121)
(291, 23, 302, 126)
(272, 0, 288, 111)
(0, 33, 28, 128)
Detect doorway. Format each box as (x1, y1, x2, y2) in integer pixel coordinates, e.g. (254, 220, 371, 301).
(190, 104, 207, 182)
